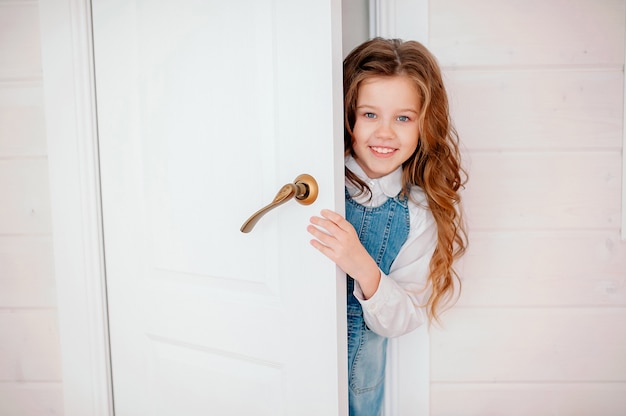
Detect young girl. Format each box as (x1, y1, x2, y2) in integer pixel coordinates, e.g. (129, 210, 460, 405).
(308, 38, 467, 416)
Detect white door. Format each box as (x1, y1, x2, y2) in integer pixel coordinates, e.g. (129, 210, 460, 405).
(91, 1, 346, 415)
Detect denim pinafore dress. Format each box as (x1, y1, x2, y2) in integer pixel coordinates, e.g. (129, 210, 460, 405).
(345, 188, 410, 416)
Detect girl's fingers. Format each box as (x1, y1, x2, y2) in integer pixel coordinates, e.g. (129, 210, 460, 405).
(309, 238, 329, 254)
(309, 215, 342, 237)
(308, 226, 338, 261)
(319, 209, 350, 231)
(307, 224, 330, 242)
(312, 209, 354, 235)
(308, 213, 344, 253)
(319, 209, 341, 220)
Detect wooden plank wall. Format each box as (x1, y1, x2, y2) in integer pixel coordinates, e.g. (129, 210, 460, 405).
(0, 1, 64, 414)
(426, 0, 626, 414)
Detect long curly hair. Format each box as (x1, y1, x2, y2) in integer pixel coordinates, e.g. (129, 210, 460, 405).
(343, 38, 467, 323)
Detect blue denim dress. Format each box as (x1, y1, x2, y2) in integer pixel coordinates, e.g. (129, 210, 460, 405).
(345, 188, 410, 416)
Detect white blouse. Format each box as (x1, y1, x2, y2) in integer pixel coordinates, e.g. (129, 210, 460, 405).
(345, 156, 437, 338)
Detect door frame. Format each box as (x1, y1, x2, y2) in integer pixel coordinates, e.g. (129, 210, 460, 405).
(40, 0, 113, 415)
(40, 1, 429, 415)
(39, 0, 113, 415)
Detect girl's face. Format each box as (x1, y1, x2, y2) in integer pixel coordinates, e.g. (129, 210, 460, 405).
(352, 75, 421, 179)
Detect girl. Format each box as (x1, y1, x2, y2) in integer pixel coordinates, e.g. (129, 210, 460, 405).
(308, 38, 467, 416)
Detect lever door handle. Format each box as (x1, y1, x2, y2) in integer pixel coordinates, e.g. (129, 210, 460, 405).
(240, 174, 318, 233)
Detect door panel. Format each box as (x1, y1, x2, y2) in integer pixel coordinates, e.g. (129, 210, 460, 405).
(92, 1, 345, 414)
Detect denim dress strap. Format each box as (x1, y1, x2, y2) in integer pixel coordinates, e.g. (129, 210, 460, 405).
(345, 188, 410, 416)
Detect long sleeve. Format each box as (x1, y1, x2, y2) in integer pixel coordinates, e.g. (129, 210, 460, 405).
(352, 190, 437, 338)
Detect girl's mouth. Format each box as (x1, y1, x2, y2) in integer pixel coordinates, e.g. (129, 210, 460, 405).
(370, 146, 396, 155)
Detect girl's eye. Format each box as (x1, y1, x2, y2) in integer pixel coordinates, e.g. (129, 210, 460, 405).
(364, 112, 376, 119)
(397, 115, 410, 122)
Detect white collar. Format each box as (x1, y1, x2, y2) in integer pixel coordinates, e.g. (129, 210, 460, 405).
(345, 155, 403, 204)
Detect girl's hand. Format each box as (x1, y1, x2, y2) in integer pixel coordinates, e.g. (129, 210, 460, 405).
(307, 209, 380, 299)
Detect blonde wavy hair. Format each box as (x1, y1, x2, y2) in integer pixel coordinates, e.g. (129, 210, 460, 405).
(343, 38, 467, 323)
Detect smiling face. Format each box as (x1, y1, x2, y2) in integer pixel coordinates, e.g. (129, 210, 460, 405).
(351, 75, 421, 179)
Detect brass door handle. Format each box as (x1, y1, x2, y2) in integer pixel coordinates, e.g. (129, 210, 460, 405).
(240, 174, 318, 233)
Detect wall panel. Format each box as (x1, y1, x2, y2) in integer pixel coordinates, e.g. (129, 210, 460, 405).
(0, 1, 42, 78)
(0, 159, 52, 234)
(0, 1, 64, 414)
(0, 384, 63, 416)
(431, 383, 626, 416)
(0, 236, 56, 307)
(423, 1, 626, 414)
(430, 0, 625, 67)
(0, 310, 62, 381)
(458, 230, 626, 307)
(431, 307, 626, 382)
(463, 151, 621, 230)
(447, 70, 623, 151)
(0, 81, 46, 157)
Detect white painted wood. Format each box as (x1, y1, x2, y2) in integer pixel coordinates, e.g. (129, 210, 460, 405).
(0, 236, 56, 307)
(0, 81, 46, 157)
(412, 0, 626, 413)
(93, 0, 346, 415)
(37, 1, 625, 415)
(464, 151, 622, 230)
(431, 307, 626, 382)
(431, 382, 626, 416)
(370, 0, 428, 44)
(38, 0, 113, 415)
(622, 4, 626, 241)
(0, 309, 62, 380)
(396, 0, 428, 45)
(395, 326, 430, 414)
(0, 159, 51, 234)
(370, 0, 392, 38)
(459, 230, 626, 307)
(0, 1, 65, 414)
(0, 1, 41, 79)
(342, 0, 369, 57)
(447, 70, 623, 151)
(429, 0, 625, 68)
(0, 383, 63, 416)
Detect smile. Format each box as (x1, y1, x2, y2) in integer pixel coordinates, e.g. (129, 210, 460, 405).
(370, 146, 396, 154)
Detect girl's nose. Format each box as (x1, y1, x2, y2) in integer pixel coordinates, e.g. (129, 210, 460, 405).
(374, 119, 394, 139)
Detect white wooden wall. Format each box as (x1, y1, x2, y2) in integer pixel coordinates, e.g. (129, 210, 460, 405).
(423, 0, 626, 414)
(0, 1, 64, 415)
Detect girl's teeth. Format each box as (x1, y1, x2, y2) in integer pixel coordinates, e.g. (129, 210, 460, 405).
(372, 147, 394, 154)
